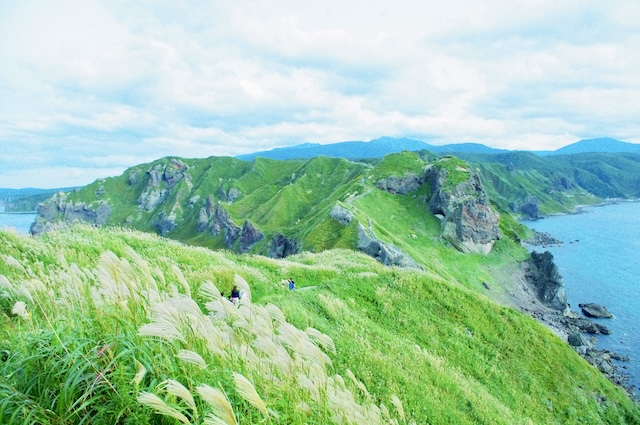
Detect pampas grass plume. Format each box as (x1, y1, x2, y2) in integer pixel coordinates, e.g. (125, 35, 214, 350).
(233, 372, 269, 417)
(137, 391, 191, 425)
(196, 384, 237, 425)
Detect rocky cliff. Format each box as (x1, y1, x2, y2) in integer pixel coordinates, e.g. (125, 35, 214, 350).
(426, 159, 502, 254)
(31, 192, 111, 235)
(523, 250, 569, 314)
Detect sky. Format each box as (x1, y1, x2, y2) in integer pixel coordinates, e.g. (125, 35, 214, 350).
(1, 1, 639, 188)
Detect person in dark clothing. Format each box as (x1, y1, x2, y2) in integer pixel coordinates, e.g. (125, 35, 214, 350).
(231, 286, 241, 304)
(288, 278, 296, 291)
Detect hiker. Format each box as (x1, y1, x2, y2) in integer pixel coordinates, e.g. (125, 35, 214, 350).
(288, 278, 296, 291)
(231, 285, 241, 304)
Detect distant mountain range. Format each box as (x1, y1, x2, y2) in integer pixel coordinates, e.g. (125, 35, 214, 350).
(236, 136, 640, 161)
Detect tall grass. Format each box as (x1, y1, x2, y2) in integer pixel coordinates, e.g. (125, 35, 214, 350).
(0, 226, 406, 424)
(0, 225, 638, 424)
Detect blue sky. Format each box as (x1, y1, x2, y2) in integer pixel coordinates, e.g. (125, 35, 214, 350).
(1, 0, 639, 188)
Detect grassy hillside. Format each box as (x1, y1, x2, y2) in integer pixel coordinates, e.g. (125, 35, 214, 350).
(455, 151, 640, 205)
(1, 225, 638, 424)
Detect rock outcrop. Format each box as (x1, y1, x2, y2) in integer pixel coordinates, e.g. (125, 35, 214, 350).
(269, 234, 299, 258)
(240, 220, 264, 252)
(30, 192, 111, 235)
(209, 204, 241, 248)
(375, 172, 426, 195)
(357, 224, 421, 268)
(137, 159, 189, 211)
(579, 303, 613, 319)
(427, 162, 502, 254)
(330, 204, 355, 225)
(523, 251, 570, 314)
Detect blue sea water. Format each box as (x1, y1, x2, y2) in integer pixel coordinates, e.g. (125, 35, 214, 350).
(0, 213, 36, 235)
(524, 202, 640, 394)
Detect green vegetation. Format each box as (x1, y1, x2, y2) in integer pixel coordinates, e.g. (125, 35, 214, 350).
(1, 225, 638, 424)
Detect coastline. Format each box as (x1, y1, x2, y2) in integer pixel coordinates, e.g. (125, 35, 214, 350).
(521, 205, 640, 404)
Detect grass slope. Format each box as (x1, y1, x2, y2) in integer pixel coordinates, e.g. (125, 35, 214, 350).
(1, 226, 638, 424)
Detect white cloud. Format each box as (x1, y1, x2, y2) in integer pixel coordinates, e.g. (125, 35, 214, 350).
(1, 0, 639, 188)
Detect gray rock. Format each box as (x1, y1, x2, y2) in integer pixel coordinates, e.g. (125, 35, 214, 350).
(219, 187, 241, 203)
(30, 192, 112, 235)
(567, 331, 591, 348)
(210, 204, 241, 248)
(427, 162, 502, 254)
(128, 170, 139, 185)
(570, 318, 612, 335)
(137, 188, 168, 211)
(240, 220, 264, 252)
(155, 211, 177, 236)
(330, 204, 355, 225)
(375, 172, 426, 194)
(269, 234, 299, 258)
(524, 251, 569, 314)
(357, 224, 421, 268)
(579, 303, 613, 319)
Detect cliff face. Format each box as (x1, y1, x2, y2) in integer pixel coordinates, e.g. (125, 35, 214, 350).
(426, 160, 502, 254)
(31, 192, 111, 235)
(524, 251, 570, 314)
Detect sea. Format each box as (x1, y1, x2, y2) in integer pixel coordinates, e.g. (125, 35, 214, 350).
(523, 201, 640, 395)
(0, 212, 36, 235)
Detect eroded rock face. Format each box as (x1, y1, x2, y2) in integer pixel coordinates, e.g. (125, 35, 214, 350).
(428, 164, 502, 254)
(524, 251, 570, 314)
(137, 160, 190, 211)
(30, 192, 111, 235)
(209, 204, 241, 248)
(357, 224, 421, 268)
(269, 234, 299, 258)
(330, 204, 355, 225)
(375, 172, 426, 194)
(240, 220, 264, 252)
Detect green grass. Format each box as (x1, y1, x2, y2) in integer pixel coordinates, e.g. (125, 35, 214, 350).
(1, 225, 637, 424)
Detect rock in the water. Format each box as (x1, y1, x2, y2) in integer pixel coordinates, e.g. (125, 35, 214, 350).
(579, 303, 613, 319)
(30, 192, 112, 235)
(570, 318, 612, 335)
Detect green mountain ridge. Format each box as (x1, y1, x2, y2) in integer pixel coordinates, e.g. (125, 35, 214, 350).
(32, 149, 640, 262)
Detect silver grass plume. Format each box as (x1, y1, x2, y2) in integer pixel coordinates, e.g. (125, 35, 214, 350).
(199, 280, 221, 302)
(233, 274, 251, 303)
(161, 379, 198, 422)
(305, 327, 337, 355)
(265, 303, 286, 324)
(391, 394, 406, 422)
(177, 349, 208, 369)
(137, 391, 190, 425)
(171, 264, 191, 297)
(131, 360, 146, 386)
(11, 301, 29, 320)
(196, 384, 237, 425)
(232, 372, 269, 417)
(2, 255, 26, 273)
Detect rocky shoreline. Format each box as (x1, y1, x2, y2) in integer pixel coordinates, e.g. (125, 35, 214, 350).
(519, 238, 639, 404)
